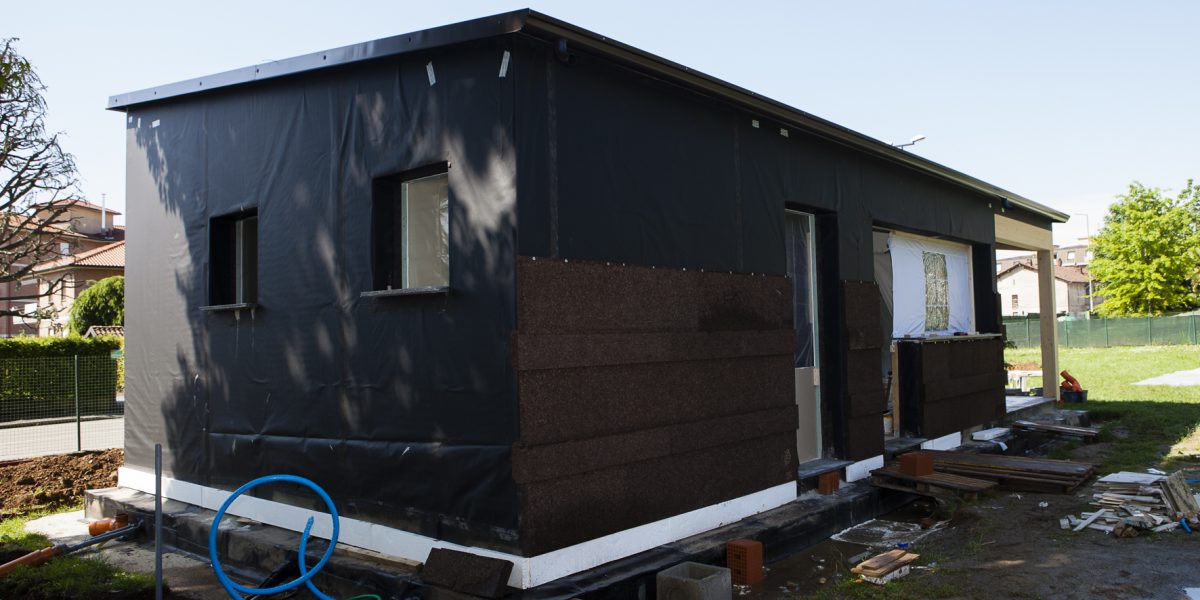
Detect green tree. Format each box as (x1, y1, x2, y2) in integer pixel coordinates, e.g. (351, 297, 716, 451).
(68, 275, 124, 336)
(1089, 181, 1200, 316)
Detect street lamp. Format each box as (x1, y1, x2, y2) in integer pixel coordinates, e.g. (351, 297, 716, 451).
(891, 134, 926, 150)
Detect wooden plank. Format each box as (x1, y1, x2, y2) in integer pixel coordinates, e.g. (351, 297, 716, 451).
(1165, 472, 1200, 515)
(852, 550, 919, 577)
(933, 464, 1084, 484)
(852, 549, 906, 574)
(871, 466, 996, 492)
(1013, 420, 1099, 438)
(924, 450, 1095, 476)
(890, 343, 900, 435)
(870, 477, 965, 501)
(1073, 509, 1109, 532)
(1097, 472, 1166, 485)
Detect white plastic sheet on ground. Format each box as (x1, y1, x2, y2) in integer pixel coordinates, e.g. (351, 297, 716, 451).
(889, 233, 973, 337)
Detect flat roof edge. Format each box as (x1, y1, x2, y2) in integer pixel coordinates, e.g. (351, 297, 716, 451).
(107, 9, 1068, 224)
(105, 10, 531, 110)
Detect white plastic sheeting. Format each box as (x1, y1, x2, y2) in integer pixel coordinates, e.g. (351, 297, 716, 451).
(889, 233, 973, 337)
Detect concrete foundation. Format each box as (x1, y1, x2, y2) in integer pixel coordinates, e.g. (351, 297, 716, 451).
(86, 480, 911, 599)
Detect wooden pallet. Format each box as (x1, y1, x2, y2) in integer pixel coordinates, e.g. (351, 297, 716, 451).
(869, 465, 996, 500)
(922, 450, 1095, 493)
(1163, 472, 1200, 518)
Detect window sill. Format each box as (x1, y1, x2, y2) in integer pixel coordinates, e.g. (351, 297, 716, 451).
(199, 302, 258, 312)
(360, 286, 449, 298)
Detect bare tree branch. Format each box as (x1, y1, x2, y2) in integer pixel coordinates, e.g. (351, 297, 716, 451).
(0, 38, 82, 327)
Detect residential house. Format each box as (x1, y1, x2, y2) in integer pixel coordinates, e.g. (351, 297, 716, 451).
(31, 240, 126, 336)
(998, 262, 1096, 316)
(995, 239, 1101, 315)
(108, 11, 1068, 589)
(1, 200, 124, 336)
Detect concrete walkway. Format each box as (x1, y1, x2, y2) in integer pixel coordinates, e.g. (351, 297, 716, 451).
(1135, 367, 1200, 387)
(25, 510, 229, 600)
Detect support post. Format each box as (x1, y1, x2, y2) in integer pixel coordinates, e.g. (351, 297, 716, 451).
(1036, 250, 1059, 401)
(155, 443, 163, 600)
(74, 355, 81, 452)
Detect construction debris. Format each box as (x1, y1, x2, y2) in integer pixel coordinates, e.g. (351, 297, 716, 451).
(1062, 470, 1200, 536)
(851, 549, 920, 585)
(922, 450, 1095, 493)
(870, 465, 996, 501)
(1012, 419, 1099, 439)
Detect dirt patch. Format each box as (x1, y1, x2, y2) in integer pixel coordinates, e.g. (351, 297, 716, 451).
(913, 490, 1198, 600)
(1068, 441, 1115, 466)
(0, 449, 122, 518)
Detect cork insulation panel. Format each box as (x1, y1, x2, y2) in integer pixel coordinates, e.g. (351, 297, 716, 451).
(513, 256, 798, 555)
(840, 281, 886, 460)
(898, 336, 1006, 438)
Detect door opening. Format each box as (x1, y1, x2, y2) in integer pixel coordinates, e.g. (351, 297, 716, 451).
(786, 210, 821, 462)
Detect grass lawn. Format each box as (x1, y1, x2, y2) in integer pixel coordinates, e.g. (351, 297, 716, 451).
(1005, 344, 1200, 472)
(0, 505, 155, 600)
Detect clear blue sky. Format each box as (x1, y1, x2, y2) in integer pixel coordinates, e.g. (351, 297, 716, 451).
(9, 1, 1198, 243)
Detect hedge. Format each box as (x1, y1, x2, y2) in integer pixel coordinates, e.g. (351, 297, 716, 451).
(0, 337, 124, 423)
(0, 336, 121, 359)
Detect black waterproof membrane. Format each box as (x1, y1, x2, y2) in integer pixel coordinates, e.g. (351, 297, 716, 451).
(117, 10, 1062, 557)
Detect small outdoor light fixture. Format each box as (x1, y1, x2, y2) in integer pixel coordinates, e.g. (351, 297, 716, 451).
(892, 134, 926, 150)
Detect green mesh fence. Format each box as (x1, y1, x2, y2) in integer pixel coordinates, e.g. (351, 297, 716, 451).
(1004, 315, 1200, 348)
(0, 356, 124, 461)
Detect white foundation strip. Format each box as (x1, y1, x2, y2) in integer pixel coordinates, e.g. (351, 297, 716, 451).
(118, 467, 795, 589)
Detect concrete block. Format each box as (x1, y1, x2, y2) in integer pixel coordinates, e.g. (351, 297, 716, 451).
(421, 548, 513, 599)
(656, 562, 731, 600)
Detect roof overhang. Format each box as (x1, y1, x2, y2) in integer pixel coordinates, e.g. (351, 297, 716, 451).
(107, 9, 1069, 224)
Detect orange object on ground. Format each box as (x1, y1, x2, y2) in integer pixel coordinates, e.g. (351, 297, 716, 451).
(899, 452, 933, 477)
(88, 513, 129, 536)
(1060, 370, 1082, 392)
(726, 539, 764, 586)
(0, 546, 62, 577)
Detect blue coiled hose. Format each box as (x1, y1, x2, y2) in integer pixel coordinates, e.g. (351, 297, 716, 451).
(208, 474, 340, 600)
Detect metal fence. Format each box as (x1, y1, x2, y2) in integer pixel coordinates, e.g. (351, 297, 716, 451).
(0, 355, 124, 461)
(1004, 315, 1200, 348)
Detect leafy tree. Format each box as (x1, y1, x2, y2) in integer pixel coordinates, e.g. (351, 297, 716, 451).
(1, 38, 80, 317)
(68, 275, 124, 336)
(1089, 181, 1200, 316)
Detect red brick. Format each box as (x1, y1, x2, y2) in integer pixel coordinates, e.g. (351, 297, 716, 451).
(899, 452, 933, 476)
(726, 539, 763, 586)
(818, 471, 840, 495)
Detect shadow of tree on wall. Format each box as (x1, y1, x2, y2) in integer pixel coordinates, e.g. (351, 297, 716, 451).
(125, 40, 527, 552)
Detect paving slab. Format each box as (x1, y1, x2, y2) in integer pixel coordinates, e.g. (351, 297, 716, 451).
(1135, 367, 1200, 387)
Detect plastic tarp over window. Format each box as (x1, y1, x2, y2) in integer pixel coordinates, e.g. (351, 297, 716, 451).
(889, 233, 972, 337)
